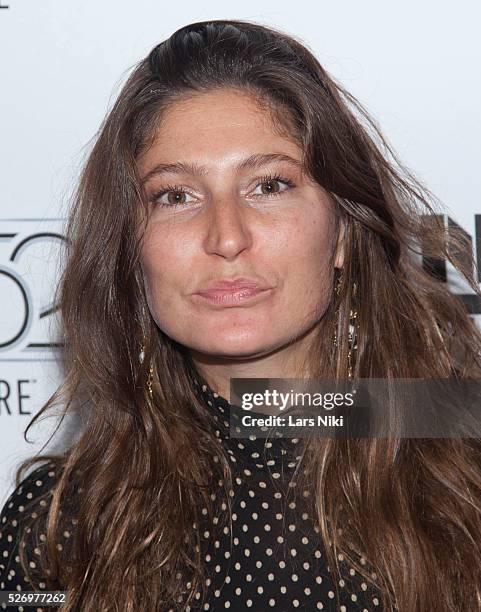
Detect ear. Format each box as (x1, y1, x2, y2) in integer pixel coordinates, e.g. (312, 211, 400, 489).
(334, 221, 345, 269)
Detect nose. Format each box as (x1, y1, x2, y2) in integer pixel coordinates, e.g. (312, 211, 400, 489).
(203, 195, 253, 260)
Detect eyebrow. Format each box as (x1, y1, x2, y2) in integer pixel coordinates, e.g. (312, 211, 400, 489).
(140, 153, 303, 185)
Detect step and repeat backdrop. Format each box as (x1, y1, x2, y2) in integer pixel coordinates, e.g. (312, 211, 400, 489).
(1, 1, 480, 504)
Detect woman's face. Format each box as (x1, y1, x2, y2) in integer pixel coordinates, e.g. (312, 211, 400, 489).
(137, 88, 343, 365)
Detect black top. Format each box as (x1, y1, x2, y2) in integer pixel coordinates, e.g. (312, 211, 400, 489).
(0, 373, 384, 611)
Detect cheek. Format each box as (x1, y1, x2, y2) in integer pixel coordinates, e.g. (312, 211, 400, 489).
(141, 223, 193, 278)
(139, 247, 186, 336)
(276, 211, 335, 322)
(139, 236, 184, 306)
(281, 212, 334, 281)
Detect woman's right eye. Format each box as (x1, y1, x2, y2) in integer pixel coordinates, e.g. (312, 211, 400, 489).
(150, 186, 196, 208)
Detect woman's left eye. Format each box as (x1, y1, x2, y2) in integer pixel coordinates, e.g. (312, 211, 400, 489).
(251, 174, 296, 198)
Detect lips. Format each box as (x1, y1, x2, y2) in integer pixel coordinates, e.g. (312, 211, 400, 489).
(194, 287, 271, 307)
(193, 277, 273, 307)
(196, 277, 268, 294)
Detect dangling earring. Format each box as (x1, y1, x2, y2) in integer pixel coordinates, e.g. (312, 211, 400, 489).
(333, 270, 359, 379)
(139, 341, 154, 399)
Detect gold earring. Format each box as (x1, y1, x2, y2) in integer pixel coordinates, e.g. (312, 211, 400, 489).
(139, 342, 154, 399)
(333, 271, 358, 380)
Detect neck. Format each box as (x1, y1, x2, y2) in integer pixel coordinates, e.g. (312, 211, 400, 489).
(189, 326, 317, 403)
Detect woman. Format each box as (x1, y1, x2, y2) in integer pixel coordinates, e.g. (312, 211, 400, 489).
(1, 18, 481, 612)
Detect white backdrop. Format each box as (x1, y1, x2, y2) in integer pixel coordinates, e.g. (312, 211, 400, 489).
(1, 0, 480, 505)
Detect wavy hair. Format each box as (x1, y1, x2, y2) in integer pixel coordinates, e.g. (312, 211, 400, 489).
(13, 18, 481, 611)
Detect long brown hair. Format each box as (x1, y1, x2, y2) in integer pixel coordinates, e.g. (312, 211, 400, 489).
(14, 19, 481, 611)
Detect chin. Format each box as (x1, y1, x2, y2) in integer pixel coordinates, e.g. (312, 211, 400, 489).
(196, 335, 285, 360)
(209, 340, 267, 358)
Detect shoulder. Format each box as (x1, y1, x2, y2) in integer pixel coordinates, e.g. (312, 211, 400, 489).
(0, 460, 61, 597)
(0, 459, 60, 530)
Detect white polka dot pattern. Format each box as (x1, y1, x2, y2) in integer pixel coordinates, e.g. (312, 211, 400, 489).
(0, 463, 62, 611)
(170, 374, 383, 610)
(0, 374, 384, 610)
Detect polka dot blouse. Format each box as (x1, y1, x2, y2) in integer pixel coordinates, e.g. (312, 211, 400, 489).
(0, 373, 384, 611)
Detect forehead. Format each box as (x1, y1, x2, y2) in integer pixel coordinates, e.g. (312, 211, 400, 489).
(137, 88, 302, 176)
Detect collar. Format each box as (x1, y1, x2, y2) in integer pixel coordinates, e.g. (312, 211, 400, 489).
(191, 368, 303, 465)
